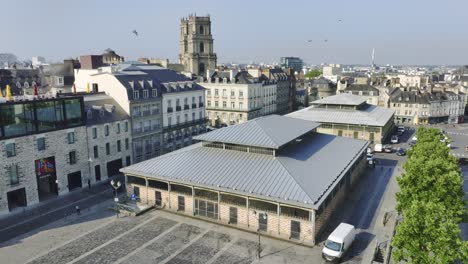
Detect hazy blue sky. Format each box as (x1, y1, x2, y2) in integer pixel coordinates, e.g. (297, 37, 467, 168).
(2, 0, 468, 65)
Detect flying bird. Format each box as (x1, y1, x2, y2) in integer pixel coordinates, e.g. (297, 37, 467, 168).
(324, 39, 328, 42)
(338, 19, 342, 22)
(132, 30, 138, 37)
(307, 40, 312, 42)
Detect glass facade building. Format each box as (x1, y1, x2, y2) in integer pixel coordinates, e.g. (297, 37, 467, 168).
(0, 97, 85, 139)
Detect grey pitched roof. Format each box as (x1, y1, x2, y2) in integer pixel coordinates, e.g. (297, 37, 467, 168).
(344, 84, 379, 93)
(389, 89, 430, 104)
(193, 115, 320, 149)
(83, 94, 130, 126)
(121, 133, 369, 209)
(287, 104, 395, 127)
(107, 66, 204, 100)
(311, 93, 367, 106)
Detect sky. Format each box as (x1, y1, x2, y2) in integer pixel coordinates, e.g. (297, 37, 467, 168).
(2, 0, 468, 65)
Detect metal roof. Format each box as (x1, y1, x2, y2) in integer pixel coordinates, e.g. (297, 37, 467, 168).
(312, 93, 367, 106)
(121, 133, 368, 210)
(287, 104, 395, 127)
(193, 115, 321, 149)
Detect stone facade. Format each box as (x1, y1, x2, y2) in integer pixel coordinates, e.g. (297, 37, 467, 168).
(179, 15, 217, 75)
(202, 73, 277, 127)
(0, 127, 89, 215)
(87, 120, 132, 181)
(126, 179, 316, 246)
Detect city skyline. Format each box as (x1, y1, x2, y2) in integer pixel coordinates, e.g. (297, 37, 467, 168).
(2, 0, 468, 65)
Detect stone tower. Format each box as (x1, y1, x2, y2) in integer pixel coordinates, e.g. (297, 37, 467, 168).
(179, 14, 217, 76)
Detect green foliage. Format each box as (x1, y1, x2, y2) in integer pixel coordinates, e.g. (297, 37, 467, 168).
(392, 201, 467, 264)
(305, 69, 322, 78)
(393, 127, 467, 263)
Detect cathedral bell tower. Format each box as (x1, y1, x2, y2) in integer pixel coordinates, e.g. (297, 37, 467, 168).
(179, 14, 217, 76)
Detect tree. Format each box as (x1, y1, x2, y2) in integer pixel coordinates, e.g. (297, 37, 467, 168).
(305, 69, 322, 78)
(392, 201, 468, 264)
(396, 155, 465, 218)
(393, 126, 467, 263)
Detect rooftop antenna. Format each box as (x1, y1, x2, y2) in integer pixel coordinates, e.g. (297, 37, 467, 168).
(371, 48, 375, 70)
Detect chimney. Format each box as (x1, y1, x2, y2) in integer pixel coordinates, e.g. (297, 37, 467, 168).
(230, 69, 238, 80)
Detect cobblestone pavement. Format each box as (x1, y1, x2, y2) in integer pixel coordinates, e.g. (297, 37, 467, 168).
(12, 210, 328, 264)
(27, 214, 152, 264)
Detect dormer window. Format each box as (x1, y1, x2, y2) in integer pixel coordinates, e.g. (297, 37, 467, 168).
(133, 90, 139, 99)
(24, 82, 29, 88)
(99, 109, 105, 117)
(152, 89, 157, 97)
(16, 81, 21, 88)
(87, 110, 93, 119)
(143, 89, 149, 99)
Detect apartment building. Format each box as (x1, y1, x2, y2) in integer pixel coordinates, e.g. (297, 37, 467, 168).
(0, 95, 88, 215)
(203, 70, 277, 127)
(74, 63, 206, 162)
(83, 94, 132, 181)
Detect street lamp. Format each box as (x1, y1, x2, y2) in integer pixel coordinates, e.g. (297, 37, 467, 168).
(110, 180, 122, 202)
(253, 210, 267, 259)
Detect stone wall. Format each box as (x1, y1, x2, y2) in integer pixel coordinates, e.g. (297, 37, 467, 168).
(126, 180, 315, 246)
(0, 126, 89, 215)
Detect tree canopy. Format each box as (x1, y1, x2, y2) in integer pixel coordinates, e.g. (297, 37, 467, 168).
(305, 69, 322, 78)
(393, 127, 467, 263)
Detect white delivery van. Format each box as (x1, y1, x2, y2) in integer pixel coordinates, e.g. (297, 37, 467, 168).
(322, 223, 356, 262)
(374, 144, 383, 153)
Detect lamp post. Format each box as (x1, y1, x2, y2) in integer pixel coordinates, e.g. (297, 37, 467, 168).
(110, 180, 122, 202)
(253, 210, 267, 259)
(110, 180, 122, 218)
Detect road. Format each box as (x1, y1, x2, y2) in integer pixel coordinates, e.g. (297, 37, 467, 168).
(0, 176, 124, 244)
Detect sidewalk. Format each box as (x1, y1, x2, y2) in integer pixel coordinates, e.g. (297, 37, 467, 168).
(0, 175, 124, 244)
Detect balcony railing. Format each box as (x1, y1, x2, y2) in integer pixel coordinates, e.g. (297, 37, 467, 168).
(176, 106, 182, 112)
(199, 102, 204, 107)
(163, 118, 209, 132)
(167, 107, 173, 113)
(184, 104, 190, 110)
(192, 103, 197, 109)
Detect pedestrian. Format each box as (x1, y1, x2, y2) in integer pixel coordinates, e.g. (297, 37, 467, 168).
(87, 179, 91, 189)
(76, 205, 81, 215)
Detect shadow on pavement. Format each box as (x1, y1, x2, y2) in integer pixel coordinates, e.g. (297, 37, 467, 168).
(316, 158, 398, 245)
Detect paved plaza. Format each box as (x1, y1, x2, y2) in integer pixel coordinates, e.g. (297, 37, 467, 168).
(0, 208, 336, 264)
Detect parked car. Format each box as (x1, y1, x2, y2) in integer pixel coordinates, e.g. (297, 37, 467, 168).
(366, 153, 374, 161)
(409, 140, 417, 147)
(397, 126, 405, 133)
(322, 223, 356, 262)
(396, 148, 406, 156)
(391, 135, 399, 144)
(383, 145, 393, 153)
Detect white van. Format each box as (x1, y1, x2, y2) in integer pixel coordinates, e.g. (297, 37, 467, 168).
(374, 144, 383, 153)
(322, 223, 356, 262)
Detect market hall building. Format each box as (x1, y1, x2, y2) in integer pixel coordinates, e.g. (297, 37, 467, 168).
(121, 115, 369, 245)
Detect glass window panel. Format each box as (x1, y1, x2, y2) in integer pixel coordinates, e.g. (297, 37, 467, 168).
(64, 99, 82, 126)
(2, 104, 34, 136)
